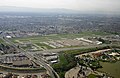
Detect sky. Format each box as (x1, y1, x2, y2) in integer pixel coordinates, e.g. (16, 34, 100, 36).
(0, 0, 120, 13)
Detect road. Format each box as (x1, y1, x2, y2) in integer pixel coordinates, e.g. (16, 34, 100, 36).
(0, 34, 115, 78)
(0, 35, 60, 78)
(27, 44, 109, 54)
(25, 53, 58, 78)
(2, 44, 110, 57)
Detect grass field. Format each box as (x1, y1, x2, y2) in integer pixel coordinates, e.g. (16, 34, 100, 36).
(0, 38, 8, 44)
(88, 74, 96, 78)
(98, 61, 120, 78)
(0, 39, 4, 43)
(10, 31, 112, 51)
(35, 43, 53, 49)
(11, 31, 112, 43)
(11, 31, 110, 43)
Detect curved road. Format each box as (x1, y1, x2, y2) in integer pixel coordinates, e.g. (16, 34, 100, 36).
(0, 35, 60, 78)
(0, 33, 115, 78)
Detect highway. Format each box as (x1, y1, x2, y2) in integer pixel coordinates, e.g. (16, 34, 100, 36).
(26, 53, 59, 78)
(0, 33, 115, 78)
(0, 34, 60, 78)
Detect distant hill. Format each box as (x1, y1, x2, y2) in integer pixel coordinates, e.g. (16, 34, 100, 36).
(0, 6, 79, 13)
(0, 6, 119, 15)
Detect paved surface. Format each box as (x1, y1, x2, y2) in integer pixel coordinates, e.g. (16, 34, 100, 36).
(65, 67, 80, 78)
(26, 53, 59, 78)
(0, 33, 114, 78)
(65, 66, 92, 78)
(28, 44, 108, 54)
(0, 70, 46, 78)
(0, 34, 60, 78)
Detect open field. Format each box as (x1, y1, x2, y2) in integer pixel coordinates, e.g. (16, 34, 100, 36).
(98, 61, 120, 78)
(88, 74, 96, 78)
(0, 38, 7, 44)
(10, 31, 112, 51)
(0, 39, 4, 43)
(35, 43, 53, 49)
(11, 31, 112, 43)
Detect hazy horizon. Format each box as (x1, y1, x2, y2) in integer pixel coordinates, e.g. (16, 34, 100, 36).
(0, 0, 120, 14)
